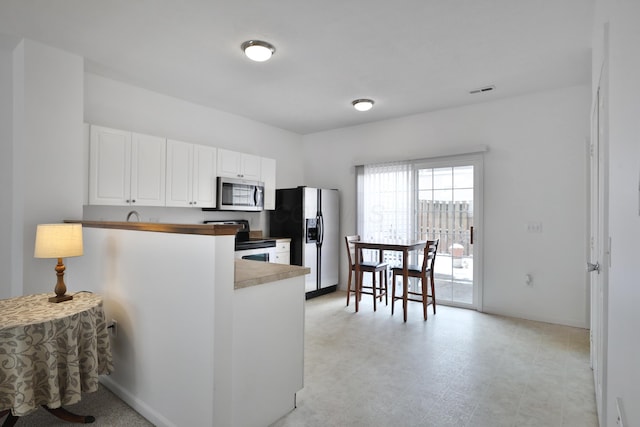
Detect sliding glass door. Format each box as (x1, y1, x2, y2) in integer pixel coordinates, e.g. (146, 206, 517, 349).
(416, 159, 481, 308)
(357, 154, 483, 310)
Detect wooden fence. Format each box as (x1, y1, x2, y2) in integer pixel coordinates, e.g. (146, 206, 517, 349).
(418, 200, 472, 256)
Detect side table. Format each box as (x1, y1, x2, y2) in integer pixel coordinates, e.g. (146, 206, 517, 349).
(0, 292, 113, 425)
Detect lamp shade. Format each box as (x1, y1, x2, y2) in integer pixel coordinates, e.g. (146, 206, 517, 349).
(34, 223, 83, 259)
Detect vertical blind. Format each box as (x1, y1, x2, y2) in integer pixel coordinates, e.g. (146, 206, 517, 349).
(358, 161, 415, 242)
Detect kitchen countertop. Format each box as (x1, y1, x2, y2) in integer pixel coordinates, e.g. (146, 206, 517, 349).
(66, 221, 307, 289)
(235, 259, 310, 289)
(65, 220, 239, 236)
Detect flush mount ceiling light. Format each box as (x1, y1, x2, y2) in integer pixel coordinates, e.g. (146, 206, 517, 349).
(352, 99, 375, 112)
(241, 40, 276, 62)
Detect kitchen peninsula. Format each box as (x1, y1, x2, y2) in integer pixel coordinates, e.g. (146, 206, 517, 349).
(69, 220, 309, 427)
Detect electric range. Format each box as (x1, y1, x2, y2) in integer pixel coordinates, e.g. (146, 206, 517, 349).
(203, 219, 276, 261)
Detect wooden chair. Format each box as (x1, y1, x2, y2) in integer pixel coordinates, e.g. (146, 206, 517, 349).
(391, 239, 439, 320)
(345, 235, 388, 311)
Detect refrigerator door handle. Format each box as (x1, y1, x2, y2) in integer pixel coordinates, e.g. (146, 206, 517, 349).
(317, 213, 324, 246)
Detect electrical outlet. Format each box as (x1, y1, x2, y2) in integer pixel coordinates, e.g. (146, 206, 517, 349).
(108, 319, 118, 337)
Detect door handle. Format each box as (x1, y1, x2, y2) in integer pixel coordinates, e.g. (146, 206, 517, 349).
(316, 214, 324, 246)
(470, 226, 474, 245)
(587, 262, 600, 273)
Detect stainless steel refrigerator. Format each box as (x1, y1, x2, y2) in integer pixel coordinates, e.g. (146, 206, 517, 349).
(269, 187, 339, 298)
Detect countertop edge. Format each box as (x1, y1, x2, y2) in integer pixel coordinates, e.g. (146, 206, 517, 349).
(235, 259, 310, 289)
(65, 220, 239, 236)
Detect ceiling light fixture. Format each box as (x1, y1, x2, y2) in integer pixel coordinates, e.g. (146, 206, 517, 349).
(241, 40, 276, 62)
(352, 99, 375, 112)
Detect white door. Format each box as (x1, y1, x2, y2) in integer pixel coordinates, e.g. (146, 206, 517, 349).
(217, 149, 242, 178)
(165, 139, 194, 207)
(590, 75, 609, 425)
(192, 144, 217, 208)
(131, 133, 166, 206)
(89, 126, 131, 205)
(240, 153, 262, 181)
(261, 157, 276, 210)
(415, 155, 483, 309)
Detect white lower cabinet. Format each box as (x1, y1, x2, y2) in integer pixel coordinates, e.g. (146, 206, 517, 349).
(166, 139, 217, 208)
(273, 239, 291, 265)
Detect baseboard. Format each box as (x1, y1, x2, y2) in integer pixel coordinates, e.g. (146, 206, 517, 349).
(481, 305, 588, 329)
(305, 285, 337, 300)
(99, 376, 177, 427)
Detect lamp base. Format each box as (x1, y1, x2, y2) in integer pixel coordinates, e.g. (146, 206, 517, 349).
(49, 294, 73, 303)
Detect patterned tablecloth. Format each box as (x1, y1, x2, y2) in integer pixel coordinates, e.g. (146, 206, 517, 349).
(0, 292, 114, 416)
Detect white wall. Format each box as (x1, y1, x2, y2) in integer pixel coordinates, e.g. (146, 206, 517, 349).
(75, 228, 235, 427)
(303, 85, 591, 328)
(594, 0, 640, 425)
(83, 73, 305, 232)
(3, 38, 305, 294)
(11, 39, 84, 296)
(0, 46, 14, 299)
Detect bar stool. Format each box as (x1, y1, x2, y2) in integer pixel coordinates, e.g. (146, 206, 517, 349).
(345, 235, 388, 311)
(391, 239, 439, 320)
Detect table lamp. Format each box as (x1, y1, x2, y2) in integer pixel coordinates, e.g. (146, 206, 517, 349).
(34, 223, 83, 303)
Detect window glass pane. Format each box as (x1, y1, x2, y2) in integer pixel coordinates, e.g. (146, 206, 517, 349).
(454, 188, 473, 202)
(453, 165, 474, 189)
(418, 169, 433, 190)
(433, 189, 452, 202)
(418, 189, 432, 201)
(433, 168, 452, 189)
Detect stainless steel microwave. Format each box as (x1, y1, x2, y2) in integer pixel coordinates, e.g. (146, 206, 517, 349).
(216, 177, 264, 211)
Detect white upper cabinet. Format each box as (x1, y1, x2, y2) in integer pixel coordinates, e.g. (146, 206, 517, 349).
(89, 125, 272, 210)
(166, 139, 217, 208)
(217, 149, 261, 181)
(131, 132, 167, 206)
(89, 125, 166, 206)
(192, 144, 217, 207)
(261, 157, 276, 210)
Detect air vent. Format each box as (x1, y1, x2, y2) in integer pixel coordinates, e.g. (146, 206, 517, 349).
(469, 85, 496, 95)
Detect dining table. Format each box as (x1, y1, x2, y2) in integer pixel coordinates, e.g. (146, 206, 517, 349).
(0, 292, 113, 426)
(353, 238, 427, 321)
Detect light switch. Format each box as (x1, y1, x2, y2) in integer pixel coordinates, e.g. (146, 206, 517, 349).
(526, 222, 542, 233)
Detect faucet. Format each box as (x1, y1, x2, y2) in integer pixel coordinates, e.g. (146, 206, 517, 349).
(126, 210, 141, 222)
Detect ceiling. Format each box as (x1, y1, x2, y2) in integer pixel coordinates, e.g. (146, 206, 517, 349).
(0, 0, 594, 135)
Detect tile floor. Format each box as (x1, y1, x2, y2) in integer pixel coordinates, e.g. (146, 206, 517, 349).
(271, 291, 598, 427)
